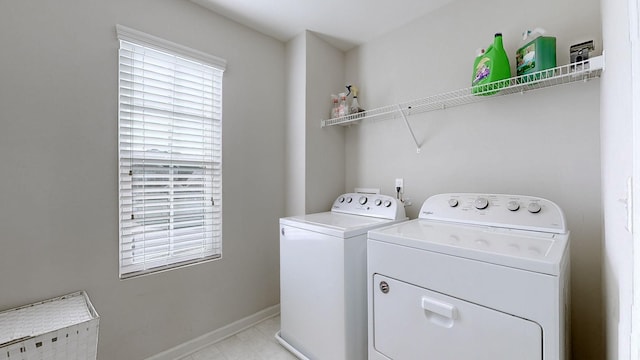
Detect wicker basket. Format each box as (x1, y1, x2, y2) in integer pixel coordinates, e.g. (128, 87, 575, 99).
(0, 291, 99, 360)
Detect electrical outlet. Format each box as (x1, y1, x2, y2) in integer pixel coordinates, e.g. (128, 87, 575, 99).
(395, 178, 404, 191)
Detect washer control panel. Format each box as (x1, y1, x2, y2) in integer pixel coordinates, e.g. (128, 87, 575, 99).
(419, 193, 567, 233)
(332, 193, 406, 220)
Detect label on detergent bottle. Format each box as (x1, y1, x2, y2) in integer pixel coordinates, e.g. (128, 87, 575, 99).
(473, 57, 491, 85)
(516, 43, 536, 75)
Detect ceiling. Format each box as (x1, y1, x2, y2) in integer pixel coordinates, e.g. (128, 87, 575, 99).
(190, 0, 455, 51)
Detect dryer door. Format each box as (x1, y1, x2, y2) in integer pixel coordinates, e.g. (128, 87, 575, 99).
(372, 274, 542, 360)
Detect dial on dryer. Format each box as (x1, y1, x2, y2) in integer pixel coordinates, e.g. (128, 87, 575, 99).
(474, 198, 489, 210)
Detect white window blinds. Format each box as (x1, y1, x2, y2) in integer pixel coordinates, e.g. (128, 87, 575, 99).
(117, 26, 225, 278)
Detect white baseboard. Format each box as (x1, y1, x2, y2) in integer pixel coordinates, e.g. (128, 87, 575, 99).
(146, 304, 281, 360)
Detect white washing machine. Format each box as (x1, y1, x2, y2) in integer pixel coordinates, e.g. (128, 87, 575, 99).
(367, 193, 570, 360)
(276, 193, 407, 360)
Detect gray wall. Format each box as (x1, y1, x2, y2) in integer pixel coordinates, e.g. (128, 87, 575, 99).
(344, 0, 604, 358)
(0, 1, 286, 359)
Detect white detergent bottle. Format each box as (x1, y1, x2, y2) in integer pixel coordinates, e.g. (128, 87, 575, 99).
(338, 92, 348, 117)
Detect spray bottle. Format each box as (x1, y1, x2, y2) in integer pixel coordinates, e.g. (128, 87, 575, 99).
(346, 85, 364, 114)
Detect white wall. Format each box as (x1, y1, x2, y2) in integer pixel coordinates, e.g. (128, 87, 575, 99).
(345, 0, 604, 358)
(285, 33, 307, 216)
(285, 31, 345, 215)
(304, 32, 346, 213)
(601, 0, 635, 358)
(0, 1, 286, 359)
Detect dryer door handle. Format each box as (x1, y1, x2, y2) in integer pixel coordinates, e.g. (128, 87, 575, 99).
(421, 296, 457, 320)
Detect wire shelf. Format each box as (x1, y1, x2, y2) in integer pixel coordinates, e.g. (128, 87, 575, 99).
(321, 55, 604, 128)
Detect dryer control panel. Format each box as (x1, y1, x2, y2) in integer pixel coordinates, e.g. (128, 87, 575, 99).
(332, 193, 406, 220)
(419, 193, 567, 234)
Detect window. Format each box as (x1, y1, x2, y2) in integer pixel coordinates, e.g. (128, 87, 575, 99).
(117, 25, 225, 278)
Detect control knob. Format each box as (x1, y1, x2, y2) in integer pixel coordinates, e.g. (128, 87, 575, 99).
(375, 199, 382, 206)
(359, 196, 368, 205)
(338, 197, 345, 203)
(448, 199, 459, 207)
(346, 197, 353, 203)
(383, 200, 392, 208)
(527, 202, 542, 213)
(474, 197, 489, 210)
(507, 201, 520, 211)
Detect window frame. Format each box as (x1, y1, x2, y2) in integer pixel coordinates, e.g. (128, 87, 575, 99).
(116, 25, 226, 279)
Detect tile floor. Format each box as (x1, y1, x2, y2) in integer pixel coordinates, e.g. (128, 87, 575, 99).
(180, 315, 297, 360)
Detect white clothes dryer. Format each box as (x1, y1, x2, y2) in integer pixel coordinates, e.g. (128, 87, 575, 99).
(367, 193, 570, 360)
(276, 193, 407, 360)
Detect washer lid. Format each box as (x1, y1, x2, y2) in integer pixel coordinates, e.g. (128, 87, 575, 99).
(281, 212, 405, 238)
(368, 219, 569, 275)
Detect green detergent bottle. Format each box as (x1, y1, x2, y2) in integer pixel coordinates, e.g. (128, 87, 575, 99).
(472, 33, 511, 96)
(516, 28, 556, 82)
